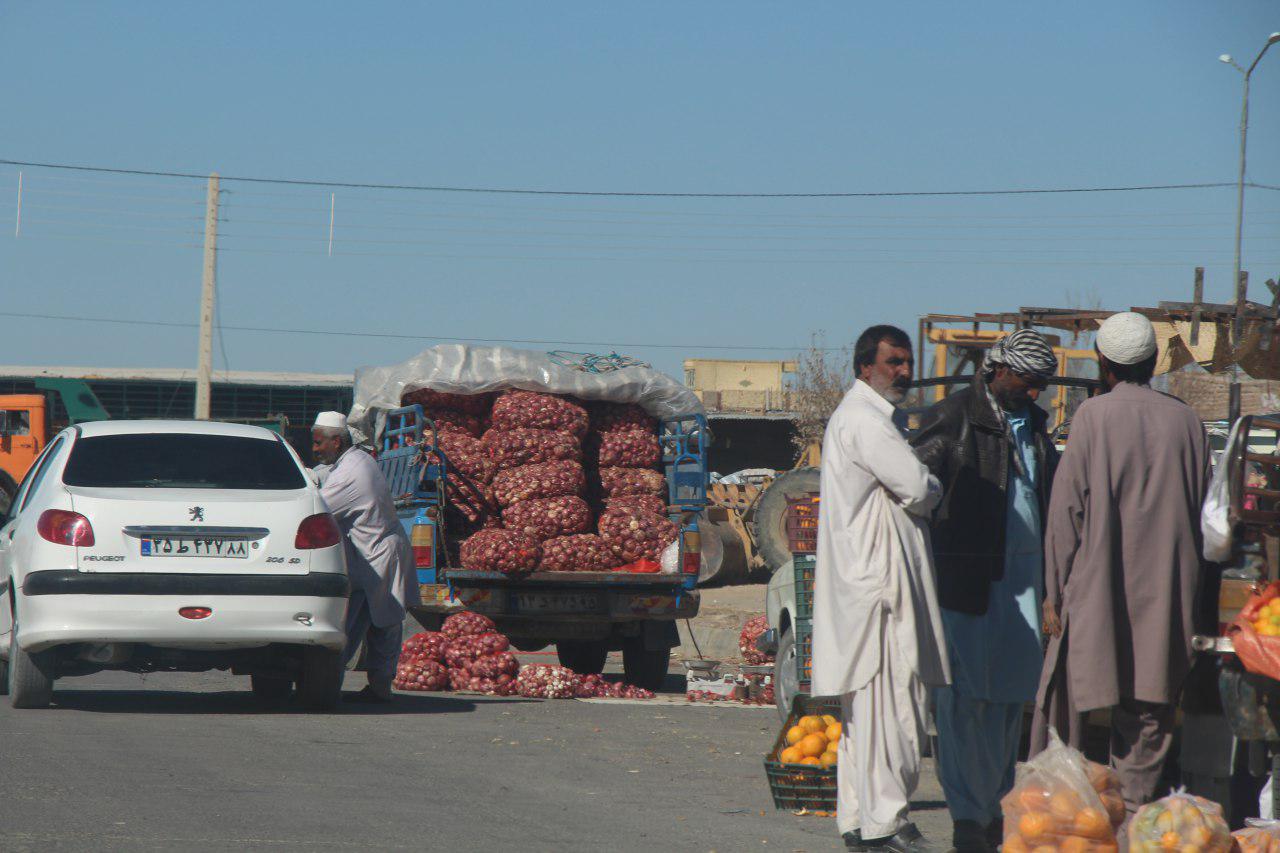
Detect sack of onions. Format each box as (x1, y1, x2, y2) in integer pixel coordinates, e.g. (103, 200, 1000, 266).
(596, 466, 666, 498)
(502, 495, 592, 542)
(483, 428, 580, 471)
(492, 460, 586, 508)
(490, 390, 589, 437)
(598, 507, 679, 563)
(459, 529, 542, 575)
(538, 534, 620, 572)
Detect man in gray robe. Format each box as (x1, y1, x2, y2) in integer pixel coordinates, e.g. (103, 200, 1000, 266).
(1032, 313, 1210, 812)
(313, 411, 420, 703)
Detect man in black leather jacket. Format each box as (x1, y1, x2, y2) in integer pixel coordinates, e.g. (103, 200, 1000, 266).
(909, 329, 1060, 853)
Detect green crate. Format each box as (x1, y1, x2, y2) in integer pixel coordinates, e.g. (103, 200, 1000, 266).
(795, 616, 812, 691)
(762, 695, 841, 811)
(793, 555, 816, 620)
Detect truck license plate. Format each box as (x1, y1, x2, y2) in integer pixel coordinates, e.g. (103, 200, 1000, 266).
(141, 538, 249, 558)
(515, 592, 601, 613)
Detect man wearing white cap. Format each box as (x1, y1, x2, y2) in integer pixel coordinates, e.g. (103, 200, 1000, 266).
(1031, 313, 1210, 812)
(313, 411, 420, 702)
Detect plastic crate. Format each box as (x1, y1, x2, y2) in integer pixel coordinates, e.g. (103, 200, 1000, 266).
(793, 555, 816, 620)
(795, 616, 812, 691)
(784, 493, 820, 554)
(763, 694, 841, 811)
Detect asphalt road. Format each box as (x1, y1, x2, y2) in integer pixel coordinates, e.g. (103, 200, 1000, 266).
(0, 670, 949, 852)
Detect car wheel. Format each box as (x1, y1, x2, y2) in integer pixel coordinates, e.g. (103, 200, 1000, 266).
(556, 639, 608, 675)
(773, 626, 799, 722)
(621, 637, 670, 692)
(296, 647, 343, 711)
(250, 674, 294, 705)
(9, 615, 54, 709)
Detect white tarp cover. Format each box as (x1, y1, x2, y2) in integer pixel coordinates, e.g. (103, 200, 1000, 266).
(347, 345, 705, 445)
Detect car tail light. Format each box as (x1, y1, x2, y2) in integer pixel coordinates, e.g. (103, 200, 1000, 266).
(681, 528, 701, 575)
(179, 607, 212, 620)
(411, 522, 435, 569)
(295, 513, 341, 549)
(37, 509, 95, 547)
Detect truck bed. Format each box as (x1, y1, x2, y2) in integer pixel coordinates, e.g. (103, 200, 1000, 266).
(443, 569, 687, 586)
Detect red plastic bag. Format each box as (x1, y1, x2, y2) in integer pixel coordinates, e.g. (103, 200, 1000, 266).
(1226, 581, 1280, 680)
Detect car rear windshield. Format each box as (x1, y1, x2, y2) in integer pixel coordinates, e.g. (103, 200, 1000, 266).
(62, 433, 307, 490)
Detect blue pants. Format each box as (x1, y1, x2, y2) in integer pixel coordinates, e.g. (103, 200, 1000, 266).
(342, 590, 403, 685)
(934, 686, 1024, 825)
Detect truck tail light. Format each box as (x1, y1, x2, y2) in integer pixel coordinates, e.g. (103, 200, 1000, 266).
(411, 522, 435, 569)
(681, 528, 701, 575)
(295, 513, 341, 549)
(37, 509, 95, 547)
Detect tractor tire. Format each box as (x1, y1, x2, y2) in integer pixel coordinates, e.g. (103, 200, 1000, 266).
(754, 467, 821, 573)
(556, 640, 609, 676)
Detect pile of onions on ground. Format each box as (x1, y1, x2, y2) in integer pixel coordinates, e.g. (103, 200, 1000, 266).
(394, 612, 654, 699)
(739, 615, 774, 665)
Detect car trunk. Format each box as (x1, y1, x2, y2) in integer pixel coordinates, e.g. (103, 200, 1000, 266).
(67, 486, 317, 575)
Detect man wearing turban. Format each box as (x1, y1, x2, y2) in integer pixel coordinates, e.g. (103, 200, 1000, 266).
(1031, 312, 1210, 813)
(911, 329, 1061, 853)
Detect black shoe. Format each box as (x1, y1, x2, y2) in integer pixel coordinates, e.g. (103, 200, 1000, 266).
(863, 823, 931, 853)
(952, 820, 992, 853)
(346, 684, 393, 704)
(984, 818, 1003, 849)
(844, 830, 867, 851)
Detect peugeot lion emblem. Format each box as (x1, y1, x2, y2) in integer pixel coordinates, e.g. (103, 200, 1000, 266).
(189, 507, 205, 522)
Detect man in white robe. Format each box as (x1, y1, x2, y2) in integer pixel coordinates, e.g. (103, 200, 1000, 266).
(313, 412, 421, 703)
(812, 326, 949, 853)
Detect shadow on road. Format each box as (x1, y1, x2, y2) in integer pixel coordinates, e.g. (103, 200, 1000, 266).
(46, 689, 536, 716)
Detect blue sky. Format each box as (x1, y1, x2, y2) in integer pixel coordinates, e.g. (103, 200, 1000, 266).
(1, 2, 1277, 381)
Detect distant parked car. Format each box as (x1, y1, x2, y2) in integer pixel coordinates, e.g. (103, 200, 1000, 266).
(0, 420, 349, 709)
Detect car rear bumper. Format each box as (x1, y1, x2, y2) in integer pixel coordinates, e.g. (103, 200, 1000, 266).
(22, 570, 349, 597)
(15, 582, 349, 653)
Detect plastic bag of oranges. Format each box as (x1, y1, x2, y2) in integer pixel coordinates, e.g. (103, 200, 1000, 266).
(777, 712, 841, 770)
(1127, 789, 1231, 853)
(1000, 729, 1125, 853)
(1229, 582, 1280, 681)
(1233, 819, 1280, 853)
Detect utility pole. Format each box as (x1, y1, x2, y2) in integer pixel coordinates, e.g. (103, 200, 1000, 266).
(194, 173, 219, 420)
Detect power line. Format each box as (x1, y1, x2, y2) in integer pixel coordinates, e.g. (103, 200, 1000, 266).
(0, 309, 827, 352)
(2, 157, 1275, 199)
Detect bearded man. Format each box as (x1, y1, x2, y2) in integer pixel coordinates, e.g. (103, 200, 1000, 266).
(812, 324, 949, 853)
(911, 329, 1060, 853)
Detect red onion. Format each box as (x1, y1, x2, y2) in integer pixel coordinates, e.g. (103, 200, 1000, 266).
(483, 428, 581, 471)
(492, 460, 586, 508)
(586, 429, 661, 469)
(515, 664, 581, 699)
(598, 507, 678, 563)
(589, 402, 658, 435)
(739, 615, 773, 665)
(538, 534, 620, 572)
(491, 391, 589, 437)
(596, 467, 666, 498)
(441, 611, 496, 639)
(502, 495, 592, 542)
(401, 388, 494, 416)
(459, 529, 542, 574)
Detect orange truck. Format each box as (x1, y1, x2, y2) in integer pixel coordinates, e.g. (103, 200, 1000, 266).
(0, 380, 111, 517)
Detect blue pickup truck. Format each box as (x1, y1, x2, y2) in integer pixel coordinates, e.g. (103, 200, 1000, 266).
(375, 404, 709, 690)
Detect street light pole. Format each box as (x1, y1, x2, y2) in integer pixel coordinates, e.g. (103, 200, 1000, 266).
(1221, 33, 1280, 314)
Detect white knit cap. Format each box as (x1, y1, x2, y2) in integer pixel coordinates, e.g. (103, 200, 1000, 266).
(1097, 312, 1157, 365)
(312, 411, 348, 430)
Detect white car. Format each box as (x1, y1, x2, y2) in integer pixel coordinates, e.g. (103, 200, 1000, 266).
(0, 420, 349, 710)
(763, 561, 800, 720)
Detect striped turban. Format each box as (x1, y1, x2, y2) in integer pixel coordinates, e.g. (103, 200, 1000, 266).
(982, 329, 1058, 380)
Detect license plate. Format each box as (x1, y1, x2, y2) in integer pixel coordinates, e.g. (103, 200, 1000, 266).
(140, 538, 250, 558)
(515, 592, 601, 613)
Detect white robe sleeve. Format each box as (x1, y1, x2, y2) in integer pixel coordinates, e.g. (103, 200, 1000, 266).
(855, 412, 941, 517)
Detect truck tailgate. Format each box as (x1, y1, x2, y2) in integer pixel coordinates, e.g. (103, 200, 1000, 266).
(442, 569, 698, 621)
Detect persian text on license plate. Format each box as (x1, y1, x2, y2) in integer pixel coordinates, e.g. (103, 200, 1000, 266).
(140, 538, 250, 558)
(515, 592, 601, 613)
